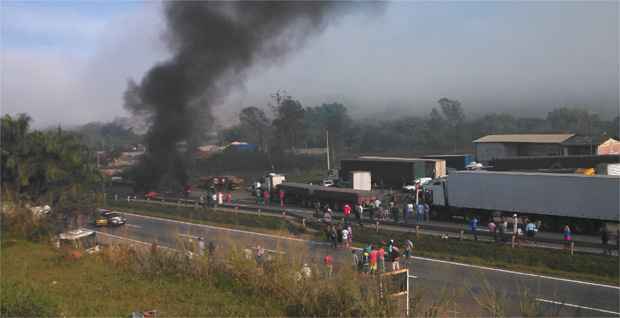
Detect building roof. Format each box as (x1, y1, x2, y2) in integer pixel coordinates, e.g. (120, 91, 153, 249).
(561, 135, 608, 146)
(473, 134, 575, 144)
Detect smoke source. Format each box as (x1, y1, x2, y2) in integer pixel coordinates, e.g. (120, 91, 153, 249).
(125, 2, 362, 191)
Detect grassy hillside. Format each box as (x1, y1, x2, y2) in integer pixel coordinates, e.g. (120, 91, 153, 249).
(1, 240, 284, 317)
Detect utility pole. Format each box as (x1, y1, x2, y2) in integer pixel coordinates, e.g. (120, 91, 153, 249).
(326, 129, 330, 171)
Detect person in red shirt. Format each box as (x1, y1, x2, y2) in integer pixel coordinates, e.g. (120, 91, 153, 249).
(263, 190, 270, 205)
(369, 248, 378, 274)
(323, 255, 333, 277)
(279, 190, 285, 208)
(343, 204, 351, 220)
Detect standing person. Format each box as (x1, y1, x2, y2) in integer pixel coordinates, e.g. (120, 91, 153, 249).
(198, 237, 206, 256)
(500, 217, 508, 243)
(354, 203, 362, 225)
(600, 226, 610, 255)
(330, 226, 338, 248)
(391, 245, 401, 271)
(225, 192, 232, 204)
(563, 224, 573, 252)
(342, 227, 349, 248)
(362, 249, 370, 274)
(352, 250, 360, 271)
(470, 216, 479, 241)
(343, 203, 352, 221)
(369, 247, 378, 274)
(279, 189, 285, 208)
(415, 203, 422, 224)
(217, 192, 224, 205)
(211, 192, 218, 208)
(404, 239, 414, 258)
(488, 220, 497, 242)
(378, 246, 386, 273)
(424, 202, 431, 222)
(347, 224, 353, 246)
(323, 255, 333, 277)
(263, 190, 270, 206)
(406, 202, 414, 223)
(526, 221, 537, 242)
(512, 214, 519, 246)
(255, 187, 261, 204)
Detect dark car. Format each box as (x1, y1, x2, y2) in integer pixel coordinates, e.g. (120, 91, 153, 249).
(95, 212, 127, 227)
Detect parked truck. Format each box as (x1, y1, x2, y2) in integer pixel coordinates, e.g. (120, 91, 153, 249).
(426, 171, 620, 231)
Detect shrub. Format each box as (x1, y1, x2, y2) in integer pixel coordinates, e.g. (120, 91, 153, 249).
(0, 280, 59, 317)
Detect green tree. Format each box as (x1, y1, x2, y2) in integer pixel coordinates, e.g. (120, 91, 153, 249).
(438, 98, 465, 152)
(546, 107, 598, 135)
(1, 114, 101, 207)
(239, 106, 271, 151)
(272, 97, 305, 151)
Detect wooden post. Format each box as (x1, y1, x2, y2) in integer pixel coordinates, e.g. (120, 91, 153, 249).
(459, 230, 464, 241)
(511, 235, 516, 248)
(375, 221, 379, 233)
(415, 225, 420, 239)
(570, 242, 575, 256)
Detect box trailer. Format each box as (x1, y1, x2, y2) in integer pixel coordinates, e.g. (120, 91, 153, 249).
(428, 171, 620, 221)
(351, 171, 371, 191)
(340, 157, 446, 188)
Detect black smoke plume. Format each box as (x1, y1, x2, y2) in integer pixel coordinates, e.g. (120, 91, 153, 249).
(125, 2, 365, 191)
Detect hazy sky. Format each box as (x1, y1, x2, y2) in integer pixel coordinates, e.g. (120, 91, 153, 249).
(2, 1, 618, 128)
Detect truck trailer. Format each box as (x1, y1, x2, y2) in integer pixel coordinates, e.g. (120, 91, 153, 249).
(339, 157, 446, 189)
(427, 171, 620, 222)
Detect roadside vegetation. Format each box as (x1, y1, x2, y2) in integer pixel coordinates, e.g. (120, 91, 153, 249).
(2, 221, 393, 317)
(111, 201, 619, 285)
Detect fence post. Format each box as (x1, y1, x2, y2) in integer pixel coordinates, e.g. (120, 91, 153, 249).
(459, 230, 464, 241)
(257, 208, 261, 216)
(302, 218, 306, 228)
(570, 242, 575, 256)
(511, 235, 516, 248)
(415, 225, 420, 239)
(375, 221, 379, 233)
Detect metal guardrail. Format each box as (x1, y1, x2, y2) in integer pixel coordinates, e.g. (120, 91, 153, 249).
(112, 196, 615, 251)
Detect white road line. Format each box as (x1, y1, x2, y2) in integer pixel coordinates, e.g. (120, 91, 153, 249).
(124, 212, 331, 246)
(95, 231, 173, 250)
(410, 255, 620, 290)
(535, 298, 620, 315)
(122, 211, 620, 290)
(125, 224, 142, 229)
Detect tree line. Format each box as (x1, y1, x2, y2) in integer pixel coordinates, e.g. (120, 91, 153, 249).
(1, 114, 101, 213)
(219, 96, 620, 156)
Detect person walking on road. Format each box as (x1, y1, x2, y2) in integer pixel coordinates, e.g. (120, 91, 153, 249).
(469, 216, 479, 241)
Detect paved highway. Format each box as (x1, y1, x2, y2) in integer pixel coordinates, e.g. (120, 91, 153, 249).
(90, 213, 620, 317)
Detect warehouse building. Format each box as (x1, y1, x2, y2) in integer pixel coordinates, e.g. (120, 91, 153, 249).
(473, 133, 607, 163)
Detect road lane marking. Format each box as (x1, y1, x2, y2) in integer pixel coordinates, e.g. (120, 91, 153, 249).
(410, 256, 620, 290)
(125, 224, 142, 229)
(95, 231, 174, 250)
(122, 212, 620, 290)
(124, 212, 331, 246)
(535, 298, 620, 315)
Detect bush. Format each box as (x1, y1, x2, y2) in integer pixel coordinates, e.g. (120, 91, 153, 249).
(0, 280, 59, 317)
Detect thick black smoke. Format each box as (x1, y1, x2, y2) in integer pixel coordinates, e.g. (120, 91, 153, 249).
(125, 2, 362, 190)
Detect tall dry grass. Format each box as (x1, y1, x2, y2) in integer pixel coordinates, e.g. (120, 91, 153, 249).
(101, 239, 395, 317)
